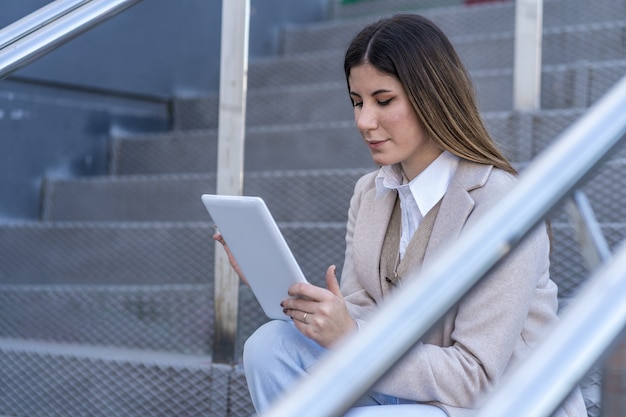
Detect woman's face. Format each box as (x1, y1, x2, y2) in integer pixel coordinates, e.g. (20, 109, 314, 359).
(348, 63, 441, 180)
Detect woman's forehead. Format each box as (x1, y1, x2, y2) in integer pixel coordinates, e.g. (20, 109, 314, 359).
(348, 64, 401, 91)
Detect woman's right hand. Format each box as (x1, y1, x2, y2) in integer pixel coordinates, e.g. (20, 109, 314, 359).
(281, 265, 357, 348)
(213, 231, 249, 286)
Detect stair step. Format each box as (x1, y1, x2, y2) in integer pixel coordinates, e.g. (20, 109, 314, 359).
(0, 338, 253, 417)
(291, 1, 513, 54)
(246, 82, 353, 126)
(42, 169, 368, 222)
(2, 214, 624, 351)
(562, 159, 626, 224)
(252, 23, 626, 89)
(290, 21, 624, 75)
(0, 284, 268, 358)
(539, 60, 626, 110)
(327, 0, 624, 28)
(248, 22, 626, 89)
(173, 59, 626, 130)
(549, 223, 626, 299)
(0, 222, 214, 285)
(331, 0, 466, 20)
(32, 156, 626, 296)
(110, 122, 373, 175)
(3, 221, 623, 359)
(0, 222, 346, 287)
(43, 153, 626, 224)
(115, 108, 589, 175)
(0, 284, 214, 354)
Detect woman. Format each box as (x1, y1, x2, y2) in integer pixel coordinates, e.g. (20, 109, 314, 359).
(218, 14, 588, 417)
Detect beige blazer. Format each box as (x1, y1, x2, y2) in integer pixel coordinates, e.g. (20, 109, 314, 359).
(340, 160, 587, 417)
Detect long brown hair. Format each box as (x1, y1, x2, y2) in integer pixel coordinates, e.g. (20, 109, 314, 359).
(344, 14, 516, 174)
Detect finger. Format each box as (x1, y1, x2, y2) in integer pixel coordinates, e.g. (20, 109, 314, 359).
(282, 298, 317, 316)
(301, 311, 310, 324)
(285, 308, 310, 324)
(287, 282, 321, 300)
(325, 265, 342, 297)
(213, 232, 225, 243)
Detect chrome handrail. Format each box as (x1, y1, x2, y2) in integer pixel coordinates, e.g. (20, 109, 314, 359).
(263, 74, 626, 417)
(0, 0, 89, 49)
(476, 239, 626, 417)
(0, 0, 143, 80)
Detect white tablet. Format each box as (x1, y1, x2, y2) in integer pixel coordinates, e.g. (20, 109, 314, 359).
(201, 194, 308, 320)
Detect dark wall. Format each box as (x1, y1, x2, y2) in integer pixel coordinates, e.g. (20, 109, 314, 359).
(3, 0, 220, 97)
(0, 0, 329, 220)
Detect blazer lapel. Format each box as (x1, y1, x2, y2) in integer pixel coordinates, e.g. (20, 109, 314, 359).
(353, 185, 397, 299)
(424, 160, 493, 265)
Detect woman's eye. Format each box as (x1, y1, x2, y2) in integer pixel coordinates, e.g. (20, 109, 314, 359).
(352, 101, 363, 108)
(378, 98, 393, 106)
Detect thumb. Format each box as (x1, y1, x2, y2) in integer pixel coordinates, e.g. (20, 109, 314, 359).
(325, 265, 342, 297)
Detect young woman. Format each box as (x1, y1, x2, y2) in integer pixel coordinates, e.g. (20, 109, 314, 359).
(218, 14, 588, 417)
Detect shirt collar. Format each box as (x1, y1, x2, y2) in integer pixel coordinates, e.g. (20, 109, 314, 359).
(375, 150, 460, 216)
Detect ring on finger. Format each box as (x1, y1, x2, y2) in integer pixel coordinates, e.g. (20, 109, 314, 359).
(303, 312, 308, 324)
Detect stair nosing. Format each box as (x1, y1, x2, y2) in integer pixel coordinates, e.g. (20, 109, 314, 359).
(0, 336, 213, 367)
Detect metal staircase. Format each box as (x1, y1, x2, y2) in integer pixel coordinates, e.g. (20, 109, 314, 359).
(1, 0, 626, 416)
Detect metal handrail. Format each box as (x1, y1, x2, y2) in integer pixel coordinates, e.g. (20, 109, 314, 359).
(475, 239, 626, 417)
(0, 0, 89, 49)
(0, 0, 143, 80)
(566, 190, 612, 270)
(263, 74, 626, 417)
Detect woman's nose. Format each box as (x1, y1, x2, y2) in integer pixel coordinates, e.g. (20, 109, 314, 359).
(355, 105, 378, 131)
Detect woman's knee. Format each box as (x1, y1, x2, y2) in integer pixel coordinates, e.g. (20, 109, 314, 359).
(243, 319, 326, 373)
(243, 320, 293, 366)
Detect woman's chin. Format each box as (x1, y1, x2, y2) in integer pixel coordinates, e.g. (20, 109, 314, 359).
(370, 155, 395, 168)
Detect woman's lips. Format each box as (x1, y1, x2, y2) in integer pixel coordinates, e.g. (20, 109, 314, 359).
(367, 139, 388, 150)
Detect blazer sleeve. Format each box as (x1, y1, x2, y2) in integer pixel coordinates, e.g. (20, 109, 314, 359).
(340, 172, 379, 324)
(372, 170, 559, 410)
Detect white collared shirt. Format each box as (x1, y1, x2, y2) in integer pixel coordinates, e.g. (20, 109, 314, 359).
(375, 150, 460, 260)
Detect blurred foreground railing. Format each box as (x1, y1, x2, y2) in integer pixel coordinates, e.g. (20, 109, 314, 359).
(263, 73, 626, 417)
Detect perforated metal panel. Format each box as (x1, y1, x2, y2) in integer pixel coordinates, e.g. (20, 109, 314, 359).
(0, 285, 214, 354)
(0, 222, 215, 284)
(0, 340, 232, 417)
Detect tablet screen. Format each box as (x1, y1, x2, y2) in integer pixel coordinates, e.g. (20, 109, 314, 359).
(202, 194, 308, 319)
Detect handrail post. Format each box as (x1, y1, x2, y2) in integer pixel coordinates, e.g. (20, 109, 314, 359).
(212, 0, 250, 364)
(513, 0, 543, 111)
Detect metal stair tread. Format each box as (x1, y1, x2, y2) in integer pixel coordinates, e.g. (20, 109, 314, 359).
(294, 0, 516, 37)
(0, 336, 213, 366)
(171, 59, 626, 131)
(0, 337, 244, 417)
(253, 22, 626, 68)
(0, 284, 217, 355)
(0, 219, 347, 228)
(115, 107, 592, 141)
(49, 167, 373, 183)
(109, 108, 594, 176)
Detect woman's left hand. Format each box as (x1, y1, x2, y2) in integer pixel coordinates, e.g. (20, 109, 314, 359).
(281, 265, 357, 348)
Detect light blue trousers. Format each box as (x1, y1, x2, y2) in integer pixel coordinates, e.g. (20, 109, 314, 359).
(243, 320, 448, 417)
